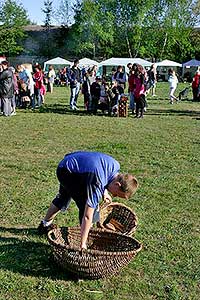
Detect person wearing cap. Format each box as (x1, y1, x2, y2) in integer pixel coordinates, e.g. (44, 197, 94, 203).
(38, 151, 138, 249)
(0, 61, 14, 116)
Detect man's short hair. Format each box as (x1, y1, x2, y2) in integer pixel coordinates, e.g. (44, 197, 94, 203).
(74, 59, 79, 64)
(118, 173, 138, 198)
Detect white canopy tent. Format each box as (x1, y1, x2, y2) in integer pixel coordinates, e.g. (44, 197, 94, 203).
(78, 57, 99, 68)
(99, 57, 152, 68)
(155, 59, 182, 67)
(98, 57, 152, 77)
(155, 59, 182, 81)
(43, 57, 71, 71)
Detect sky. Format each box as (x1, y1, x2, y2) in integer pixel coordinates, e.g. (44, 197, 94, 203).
(19, 0, 47, 25)
(19, 0, 75, 25)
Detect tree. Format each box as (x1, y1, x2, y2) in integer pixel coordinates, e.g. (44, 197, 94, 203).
(55, 0, 73, 26)
(0, 0, 30, 56)
(68, 0, 115, 58)
(42, 0, 53, 30)
(71, 0, 199, 61)
(139, 0, 197, 61)
(41, 0, 54, 57)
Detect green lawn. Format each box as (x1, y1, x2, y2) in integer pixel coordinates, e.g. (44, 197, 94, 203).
(0, 82, 199, 300)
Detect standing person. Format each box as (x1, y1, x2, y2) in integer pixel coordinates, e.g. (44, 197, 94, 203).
(33, 64, 43, 108)
(9, 66, 18, 115)
(38, 151, 138, 249)
(0, 60, 14, 117)
(88, 65, 98, 85)
(82, 70, 92, 110)
(114, 65, 127, 92)
(128, 64, 137, 114)
(90, 76, 101, 114)
(17, 64, 34, 107)
(147, 64, 157, 96)
(67, 59, 82, 110)
(129, 65, 146, 118)
(192, 70, 200, 101)
(168, 68, 178, 104)
(40, 82, 46, 104)
(98, 78, 110, 114)
(47, 65, 56, 93)
(109, 80, 124, 116)
(127, 63, 134, 114)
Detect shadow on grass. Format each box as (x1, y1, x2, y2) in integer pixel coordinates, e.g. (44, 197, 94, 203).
(29, 104, 110, 117)
(147, 108, 200, 118)
(19, 102, 200, 119)
(0, 226, 78, 282)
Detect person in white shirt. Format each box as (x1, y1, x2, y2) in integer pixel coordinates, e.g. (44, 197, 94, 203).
(168, 68, 178, 104)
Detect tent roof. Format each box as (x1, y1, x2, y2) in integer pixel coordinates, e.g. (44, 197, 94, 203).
(44, 57, 71, 65)
(78, 57, 99, 67)
(43, 57, 71, 70)
(155, 59, 182, 67)
(99, 57, 152, 67)
(182, 59, 200, 67)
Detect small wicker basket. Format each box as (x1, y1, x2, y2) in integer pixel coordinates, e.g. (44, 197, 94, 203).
(47, 226, 142, 279)
(98, 202, 138, 236)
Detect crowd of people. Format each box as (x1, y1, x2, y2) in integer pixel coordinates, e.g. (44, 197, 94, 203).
(0, 58, 199, 118)
(65, 59, 157, 118)
(0, 60, 49, 117)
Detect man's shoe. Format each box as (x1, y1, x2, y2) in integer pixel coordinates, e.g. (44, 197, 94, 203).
(37, 221, 57, 235)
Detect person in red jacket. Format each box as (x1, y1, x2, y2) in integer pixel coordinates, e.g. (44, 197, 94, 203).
(33, 64, 43, 108)
(192, 70, 200, 101)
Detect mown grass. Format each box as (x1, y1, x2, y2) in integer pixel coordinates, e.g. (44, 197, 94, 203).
(0, 82, 199, 300)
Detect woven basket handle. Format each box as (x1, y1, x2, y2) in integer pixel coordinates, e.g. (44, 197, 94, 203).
(100, 197, 112, 209)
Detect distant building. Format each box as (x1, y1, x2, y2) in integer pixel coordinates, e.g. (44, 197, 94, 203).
(8, 25, 67, 66)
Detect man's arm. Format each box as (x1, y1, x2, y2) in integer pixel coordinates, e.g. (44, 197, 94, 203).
(80, 204, 94, 249)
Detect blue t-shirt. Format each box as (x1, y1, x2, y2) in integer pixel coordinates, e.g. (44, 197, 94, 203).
(58, 151, 120, 208)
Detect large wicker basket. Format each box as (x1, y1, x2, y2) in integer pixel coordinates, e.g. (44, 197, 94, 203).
(98, 202, 138, 236)
(47, 226, 142, 279)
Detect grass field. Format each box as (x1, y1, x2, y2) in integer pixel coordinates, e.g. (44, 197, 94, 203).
(0, 82, 199, 300)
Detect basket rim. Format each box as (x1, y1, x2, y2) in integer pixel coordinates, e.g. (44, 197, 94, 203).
(47, 226, 142, 256)
(100, 201, 137, 213)
(99, 202, 138, 229)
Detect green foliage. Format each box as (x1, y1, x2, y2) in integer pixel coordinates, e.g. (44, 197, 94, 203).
(0, 0, 30, 56)
(68, 0, 199, 60)
(69, 0, 115, 57)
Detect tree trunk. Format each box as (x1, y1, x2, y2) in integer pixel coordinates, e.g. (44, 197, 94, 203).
(126, 34, 132, 58)
(160, 32, 168, 59)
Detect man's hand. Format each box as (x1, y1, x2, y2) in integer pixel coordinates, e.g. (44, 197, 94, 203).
(80, 205, 94, 251)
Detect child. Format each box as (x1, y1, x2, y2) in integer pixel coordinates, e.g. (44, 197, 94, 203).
(90, 76, 101, 114)
(82, 70, 92, 110)
(98, 78, 110, 114)
(40, 83, 46, 104)
(168, 68, 178, 104)
(18, 82, 30, 108)
(38, 151, 138, 249)
(109, 80, 124, 116)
